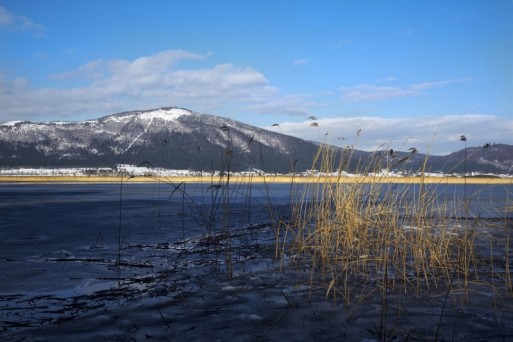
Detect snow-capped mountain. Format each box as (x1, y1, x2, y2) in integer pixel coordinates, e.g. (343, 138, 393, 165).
(0, 107, 322, 172)
(0, 107, 511, 175)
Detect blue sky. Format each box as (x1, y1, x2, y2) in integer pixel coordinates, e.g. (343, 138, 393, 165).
(1, 0, 512, 155)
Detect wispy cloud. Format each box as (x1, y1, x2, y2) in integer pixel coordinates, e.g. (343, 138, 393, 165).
(293, 59, 307, 66)
(401, 28, 416, 37)
(267, 114, 513, 156)
(0, 6, 11, 27)
(330, 39, 352, 48)
(245, 93, 314, 117)
(0, 49, 313, 121)
(409, 77, 472, 90)
(50, 50, 208, 81)
(340, 84, 418, 102)
(340, 77, 472, 102)
(0, 5, 45, 36)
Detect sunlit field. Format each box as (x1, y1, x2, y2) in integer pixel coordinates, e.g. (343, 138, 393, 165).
(0, 175, 511, 184)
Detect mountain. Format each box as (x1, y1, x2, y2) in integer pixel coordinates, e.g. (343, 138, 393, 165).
(428, 144, 513, 174)
(0, 108, 322, 173)
(0, 107, 511, 175)
(365, 144, 513, 175)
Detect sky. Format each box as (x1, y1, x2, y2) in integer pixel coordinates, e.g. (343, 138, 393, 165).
(0, 0, 512, 155)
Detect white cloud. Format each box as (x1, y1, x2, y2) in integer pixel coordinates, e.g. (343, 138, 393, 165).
(51, 50, 207, 81)
(0, 5, 45, 36)
(0, 49, 312, 121)
(293, 59, 307, 66)
(267, 114, 513, 156)
(409, 77, 472, 91)
(49, 59, 106, 81)
(340, 77, 472, 102)
(0, 6, 13, 27)
(340, 84, 418, 102)
(245, 93, 315, 117)
(1, 48, 508, 156)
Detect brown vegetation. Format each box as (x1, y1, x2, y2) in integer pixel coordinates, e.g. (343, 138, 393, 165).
(0, 174, 511, 184)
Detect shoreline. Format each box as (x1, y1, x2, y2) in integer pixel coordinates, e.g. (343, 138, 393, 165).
(0, 175, 511, 184)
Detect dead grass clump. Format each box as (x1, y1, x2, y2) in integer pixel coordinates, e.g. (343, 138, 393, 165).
(278, 141, 512, 306)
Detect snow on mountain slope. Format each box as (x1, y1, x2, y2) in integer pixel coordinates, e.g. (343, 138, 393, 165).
(138, 107, 192, 121)
(0, 107, 319, 172)
(1, 121, 23, 127)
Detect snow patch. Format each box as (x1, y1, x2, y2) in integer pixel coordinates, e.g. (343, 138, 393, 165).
(1, 121, 23, 127)
(139, 108, 191, 121)
(103, 114, 136, 123)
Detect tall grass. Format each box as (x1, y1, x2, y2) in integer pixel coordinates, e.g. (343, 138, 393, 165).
(275, 137, 512, 308)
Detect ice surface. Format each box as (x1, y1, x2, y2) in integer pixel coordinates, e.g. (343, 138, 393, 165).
(0, 184, 512, 341)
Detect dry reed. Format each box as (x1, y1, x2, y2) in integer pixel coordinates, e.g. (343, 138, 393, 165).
(277, 140, 512, 307)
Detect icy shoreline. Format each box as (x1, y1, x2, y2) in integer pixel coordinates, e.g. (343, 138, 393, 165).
(2, 221, 513, 341)
(0, 165, 511, 179)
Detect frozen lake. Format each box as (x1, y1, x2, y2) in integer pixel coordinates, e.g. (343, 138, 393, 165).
(0, 182, 510, 292)
(0, 183, 293, 293)
(0, 181, 511, 340)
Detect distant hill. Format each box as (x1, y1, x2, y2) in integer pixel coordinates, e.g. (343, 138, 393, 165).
(0, 108, 322, 173)
(431, 144, 513, 174)
(0, 107, 511, 175)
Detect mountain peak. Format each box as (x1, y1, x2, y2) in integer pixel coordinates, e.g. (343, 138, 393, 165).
(99, 107, 193, 124)
(138, 107, 193, 121)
